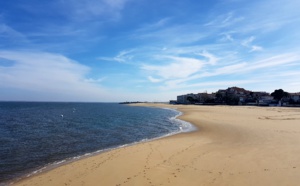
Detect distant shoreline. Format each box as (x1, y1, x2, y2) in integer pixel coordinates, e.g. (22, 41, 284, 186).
(13, 104, 300, 186)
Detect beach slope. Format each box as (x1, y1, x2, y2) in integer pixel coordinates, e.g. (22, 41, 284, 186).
(13, 104, 300, 186)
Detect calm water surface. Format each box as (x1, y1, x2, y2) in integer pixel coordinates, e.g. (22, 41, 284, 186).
(0, 102, 194, 184)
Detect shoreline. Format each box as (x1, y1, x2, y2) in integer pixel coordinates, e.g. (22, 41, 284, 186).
(7, 105, 195, 185)
(12, 104, 300, 186)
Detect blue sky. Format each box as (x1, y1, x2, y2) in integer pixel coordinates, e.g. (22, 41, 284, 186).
(0, 0, 300, 102)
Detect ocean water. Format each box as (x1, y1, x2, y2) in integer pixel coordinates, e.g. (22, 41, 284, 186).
(0, 102, 194, 184)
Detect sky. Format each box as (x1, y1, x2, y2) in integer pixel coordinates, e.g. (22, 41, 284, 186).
(0, 0, 300, 102)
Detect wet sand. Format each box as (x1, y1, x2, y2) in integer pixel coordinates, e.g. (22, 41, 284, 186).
(12, 104, 300, 186)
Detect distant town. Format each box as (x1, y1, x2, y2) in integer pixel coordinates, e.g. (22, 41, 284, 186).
(170, 87, 300, 107)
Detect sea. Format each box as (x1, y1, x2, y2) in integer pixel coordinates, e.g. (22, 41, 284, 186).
(0, 102, 195, 185)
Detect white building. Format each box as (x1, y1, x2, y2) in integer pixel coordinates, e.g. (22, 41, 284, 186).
(258, 96, 274, 106)
(289, 93, 300, 102)
(177, 93, 198, 104)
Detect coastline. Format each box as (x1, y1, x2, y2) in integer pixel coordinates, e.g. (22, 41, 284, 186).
(8, 135, 182, 186)
(12, 104, 300, 186)
(6, 105, 193, 185)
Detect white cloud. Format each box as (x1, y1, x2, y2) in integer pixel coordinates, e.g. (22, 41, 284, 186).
(197, 51, 218, 65)
(99, 49, 135, 63)
(250, 45, 263, 52)
(0, 51, 114, 101)
(204, 12, 244, 28)
(151, 52, 300, 92)
(132, 24, 208, 45)
(177, 80, 257, 90)
(222, 12, 234, 24)
(249, 53, 300, 69)
(84, 77, 106, 83)
(2, 0, 300, 101)
(147, 76, 162, 83)
(141, 56, 204, 79)
(241, 36, 255, 46)
(199, 53, 300, 78)
(241, 36, 263, 52)
(158, 78, 258, 92)
(214, 62, 247, 74)
(220, 33, 234, 42)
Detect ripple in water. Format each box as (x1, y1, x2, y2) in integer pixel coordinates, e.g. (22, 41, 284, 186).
(0, 102, 195, 184)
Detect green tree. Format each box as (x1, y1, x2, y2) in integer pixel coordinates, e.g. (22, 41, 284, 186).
(224, 95, 239, 105)
(271, 89, 289, 101)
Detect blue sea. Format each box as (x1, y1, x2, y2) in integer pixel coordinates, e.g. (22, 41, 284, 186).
(0, 102, 194, 185)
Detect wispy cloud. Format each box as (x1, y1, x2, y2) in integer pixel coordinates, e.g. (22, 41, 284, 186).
(194, 53, 299, 80)
(57, 0, 131, 22)
(250, 45, 263, 52)
(248, 53, 300, 70)
(99, 49, 135, 63)
(163, 79, 258, 91)
(241, 36, 263, 52)
(1, 0, 300, 101)
(0, 50, 113, 101)
(204, 12, 244, 28)
(197, 51, 219, 65)
(136, 18, 171, 32)
(147, 76, 162, 83)
(0, 0, 132, 53)
(241, 36, 255, 47)
(0, 23, 28, 44)
(141, 56, 204, 79)
(94, 0, 300, 97)
(220, 33, 234, 42)
(84, 77, 106, 83)
(132, 23, 208, 45)
(140, 52, 300, 92)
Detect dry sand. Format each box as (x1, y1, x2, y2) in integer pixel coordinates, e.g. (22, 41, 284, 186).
(12, 104, 300, 186)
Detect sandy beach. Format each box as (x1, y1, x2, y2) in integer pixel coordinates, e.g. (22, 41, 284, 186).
(12, 104, 300, 186)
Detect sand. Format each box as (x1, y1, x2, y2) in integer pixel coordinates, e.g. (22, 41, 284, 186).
(12, 104, 300, 186)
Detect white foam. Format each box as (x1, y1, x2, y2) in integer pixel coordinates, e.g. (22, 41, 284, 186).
(54, 160, 66, 165)
(164, 108, 197, 133)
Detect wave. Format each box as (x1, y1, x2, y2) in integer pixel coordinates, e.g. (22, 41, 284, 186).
(162, 107, 197, 133)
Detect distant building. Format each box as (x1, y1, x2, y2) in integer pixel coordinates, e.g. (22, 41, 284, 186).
(177, 93, 199, 104)
(227, 87, 250, 95)
(216, 87, 252, 104)
(252, 91, 269, 98)
(258, 96, 274, 106)
(169, 100, 177, 104)
(197, 92, 215, 103)
(289, 93, 300, 103)
(217, 89, 226, 95)
(177, 95, 187, 104)
(175, 87, 299, 107)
